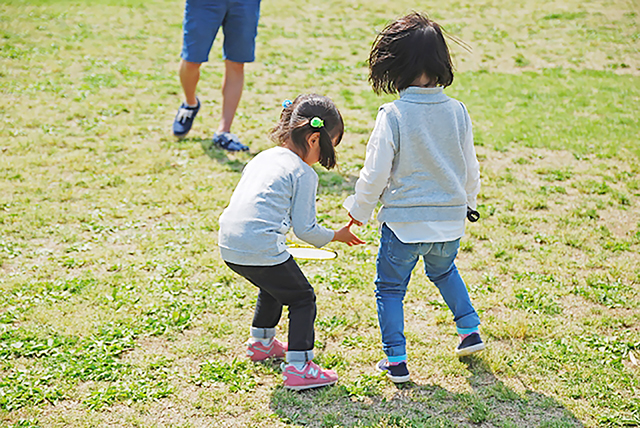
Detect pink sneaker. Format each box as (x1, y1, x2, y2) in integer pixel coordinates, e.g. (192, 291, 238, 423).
(282, 361, 338, 390)
(246, 338, 287, 361)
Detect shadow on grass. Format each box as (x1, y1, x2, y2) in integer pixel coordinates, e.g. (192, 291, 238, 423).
(269, 355, 583, 427)
(171, 136, 251, 172)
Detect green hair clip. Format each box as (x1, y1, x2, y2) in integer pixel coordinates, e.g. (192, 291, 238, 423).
(309, 117, 324, 128)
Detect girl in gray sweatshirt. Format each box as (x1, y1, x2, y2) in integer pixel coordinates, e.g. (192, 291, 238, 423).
(219, 94, 363, 390)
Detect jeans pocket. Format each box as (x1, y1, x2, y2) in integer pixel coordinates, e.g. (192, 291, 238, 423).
(438, 239, 461, 258)
(382, 226, 417, 264)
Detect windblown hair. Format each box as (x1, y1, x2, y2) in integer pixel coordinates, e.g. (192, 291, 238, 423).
(271, 94, 344, 169)
(369, 12, 454, 94)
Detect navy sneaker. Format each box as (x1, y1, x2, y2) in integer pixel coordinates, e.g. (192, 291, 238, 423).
(455, 332, 485, 357)
(172, 98, 200, 138)
(213, 132, 249, 152)
(376, 358, 410, 383)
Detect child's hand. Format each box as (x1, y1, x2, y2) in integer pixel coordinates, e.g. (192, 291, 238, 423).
(332, 220, 365, 246)
(348, 213, 363, 226)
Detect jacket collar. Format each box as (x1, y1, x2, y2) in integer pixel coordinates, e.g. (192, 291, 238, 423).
(398, 86, 449, 104)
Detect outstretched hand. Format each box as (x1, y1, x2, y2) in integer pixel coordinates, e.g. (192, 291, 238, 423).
(332, 219, 365, 246)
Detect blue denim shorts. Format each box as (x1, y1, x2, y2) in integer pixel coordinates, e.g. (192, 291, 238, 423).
(181, 0, 261, 63)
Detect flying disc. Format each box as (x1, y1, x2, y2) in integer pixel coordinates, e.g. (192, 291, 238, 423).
(287, 247, 337, 260)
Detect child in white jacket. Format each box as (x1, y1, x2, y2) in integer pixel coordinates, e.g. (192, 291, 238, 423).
(345, 13, 483, 384)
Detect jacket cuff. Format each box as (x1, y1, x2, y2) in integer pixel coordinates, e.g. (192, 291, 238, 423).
(343, 196, 371, 224)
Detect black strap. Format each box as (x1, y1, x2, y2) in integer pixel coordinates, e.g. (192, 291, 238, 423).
(467, 207, 480, 222)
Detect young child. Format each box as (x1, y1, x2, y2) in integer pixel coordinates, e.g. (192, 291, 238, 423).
(218, 94, 364, 390)
(344, 13, 483, 384)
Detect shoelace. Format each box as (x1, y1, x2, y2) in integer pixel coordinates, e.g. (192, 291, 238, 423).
(176, 107, 196, 122)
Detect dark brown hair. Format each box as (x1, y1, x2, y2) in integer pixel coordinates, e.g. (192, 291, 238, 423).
(271, 94, 344, 169)
(369, 12, 454, 94)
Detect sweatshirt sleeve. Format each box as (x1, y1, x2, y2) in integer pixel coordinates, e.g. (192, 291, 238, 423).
(290, 170, 335, 248)
(343, 108, 395, 224)
(462, 118, 481, 210)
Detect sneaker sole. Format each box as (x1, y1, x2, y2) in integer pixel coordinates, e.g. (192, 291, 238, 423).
(376, 365, 411, 383)
(386, 373, 411, 383)
(456, 343, 485, 357)
(283, 380, 337, 391)
(173, 131, 189, 139)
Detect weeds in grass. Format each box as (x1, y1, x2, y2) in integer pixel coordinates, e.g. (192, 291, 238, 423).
(198, 359, 256, 393)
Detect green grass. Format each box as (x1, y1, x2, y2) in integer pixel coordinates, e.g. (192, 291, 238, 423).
(1, 0, 639, 426)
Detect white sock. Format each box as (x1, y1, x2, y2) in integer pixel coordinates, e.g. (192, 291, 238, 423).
(286, 362, 306, 371)
(186, 101, 198, 108)
(249, 337, 273, 346)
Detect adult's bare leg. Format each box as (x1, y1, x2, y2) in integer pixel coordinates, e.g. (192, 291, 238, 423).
(217, 59, 245, 133)
(179, 59, 201, 106)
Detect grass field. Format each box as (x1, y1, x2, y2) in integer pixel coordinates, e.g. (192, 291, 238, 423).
(1, 0, 639, 426)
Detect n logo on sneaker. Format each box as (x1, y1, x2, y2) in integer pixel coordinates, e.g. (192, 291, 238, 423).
(307, 367, 319, 377)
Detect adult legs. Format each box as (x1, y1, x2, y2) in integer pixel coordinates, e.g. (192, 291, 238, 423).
(178, 59, 245, 139)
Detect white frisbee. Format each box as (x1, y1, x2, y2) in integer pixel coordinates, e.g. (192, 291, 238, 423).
(287, 247, 337, 260)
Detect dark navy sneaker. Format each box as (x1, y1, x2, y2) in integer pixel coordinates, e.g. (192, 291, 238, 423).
(213, 132, 249, 152)
(172, 98, 200, 138)
(455, 332, 485, 357)
(376, 358, 410, 383)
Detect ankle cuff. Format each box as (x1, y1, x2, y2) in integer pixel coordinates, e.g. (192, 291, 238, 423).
(456, 326, 479, 335)
(387, 354, 407, 364)
(251, 327, 276, 340)
(286, 350, 314, 364)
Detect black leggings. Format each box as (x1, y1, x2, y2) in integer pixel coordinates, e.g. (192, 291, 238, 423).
(225, 257, 316, 352)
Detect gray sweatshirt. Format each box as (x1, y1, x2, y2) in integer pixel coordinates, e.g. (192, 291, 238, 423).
(218, 146, 334, 266)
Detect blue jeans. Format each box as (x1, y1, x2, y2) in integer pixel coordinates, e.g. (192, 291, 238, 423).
(375, 224, 480, 359)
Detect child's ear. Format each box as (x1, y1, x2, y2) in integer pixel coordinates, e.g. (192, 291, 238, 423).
(307, 132, 320, 148)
